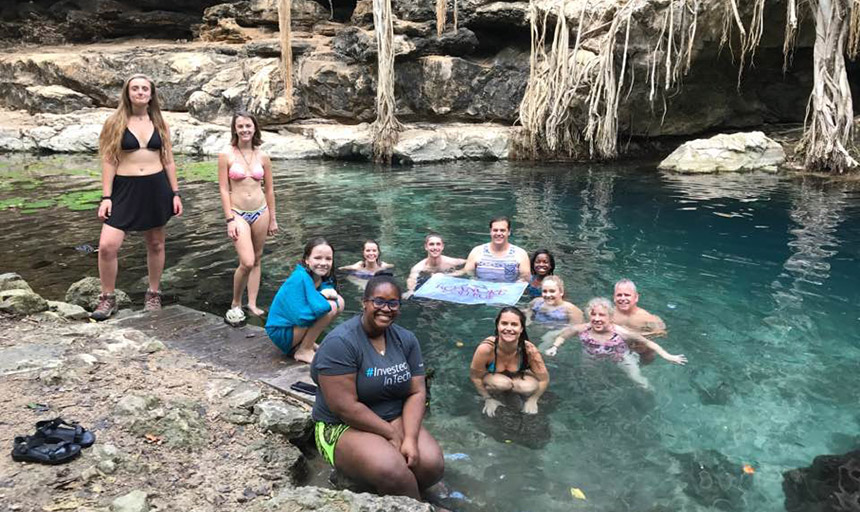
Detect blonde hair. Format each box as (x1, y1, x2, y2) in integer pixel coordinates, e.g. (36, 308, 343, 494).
(586, 297, 614, 318)
(541, 275, 565, 294)
(99, 74, 172, 165)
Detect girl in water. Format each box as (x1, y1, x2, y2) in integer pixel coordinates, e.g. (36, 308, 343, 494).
(546, 298, 686, 389)
(525, 276, 583, 327)
(92, 74, 182, 320)
(219, 111, 278, 326)
(525, 249, 555, 298)
(469, 307, 549, 416)
(266, 238, 345, 363)
(339, 239, 394, 277)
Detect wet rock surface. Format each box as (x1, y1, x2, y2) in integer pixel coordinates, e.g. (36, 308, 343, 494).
(783, 449, 860, 512)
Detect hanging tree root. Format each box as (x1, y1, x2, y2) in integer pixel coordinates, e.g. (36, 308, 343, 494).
(371, 0, 402, 164)
(516, 0, 700, 161)
(277, 0, 294, 116)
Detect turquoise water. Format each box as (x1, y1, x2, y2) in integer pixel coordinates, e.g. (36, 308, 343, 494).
(1, 154, 859, 511)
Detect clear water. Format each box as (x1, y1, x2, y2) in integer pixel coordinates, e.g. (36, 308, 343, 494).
(2, 153, 859, 511)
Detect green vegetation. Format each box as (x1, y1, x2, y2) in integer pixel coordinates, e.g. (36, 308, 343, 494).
(178, 159, 218, 183)
(56, 189, 103, 211)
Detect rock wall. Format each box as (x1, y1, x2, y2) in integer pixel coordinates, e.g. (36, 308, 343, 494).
(0, 0, 856, 159)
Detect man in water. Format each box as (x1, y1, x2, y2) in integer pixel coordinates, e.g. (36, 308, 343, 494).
(403, 232, 466, 299)
(613, 278, 666, 364)
(456, 216, 531, 283)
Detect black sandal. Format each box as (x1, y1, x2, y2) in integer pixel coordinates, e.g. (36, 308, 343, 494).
(11, 436, 81, 465)
(35, 418, 95, 448)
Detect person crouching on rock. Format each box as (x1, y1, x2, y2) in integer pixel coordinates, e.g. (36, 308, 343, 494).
(310, 274, 444, 499)
(469, 306, 550, 417)
(92, 73, 183, 320)
(265, 237, 344, 363)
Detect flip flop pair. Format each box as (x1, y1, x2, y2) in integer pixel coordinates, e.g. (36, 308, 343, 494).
(10, 418, 96, 465)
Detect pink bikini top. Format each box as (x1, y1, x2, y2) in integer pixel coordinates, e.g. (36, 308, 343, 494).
(228, 153, 264, 181)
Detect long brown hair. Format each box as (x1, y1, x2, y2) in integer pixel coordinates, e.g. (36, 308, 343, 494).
(230, 110, 262, 148)
(99, 74, 172, 165)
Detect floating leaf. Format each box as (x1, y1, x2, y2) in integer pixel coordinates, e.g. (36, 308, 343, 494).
(570, 487, 587, 500)
(455, 340, 464, 347)
(743, 464, 755, 474)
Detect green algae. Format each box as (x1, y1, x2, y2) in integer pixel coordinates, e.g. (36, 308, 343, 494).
(178, 160, 218, 183)
(0, 197, 27, 210)
(56, 189, 102, 211)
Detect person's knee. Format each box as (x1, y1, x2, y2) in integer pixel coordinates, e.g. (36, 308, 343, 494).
(146, 238, 165, 253)
(372, 462, 417, 496)
(98, 240, 120, 257)
(484, 375, 513, 392)
(326, 304, 341, 319)
(416, 453, 444, 489)
(237, 257, 255, 273)
(512, 378, 539, 395)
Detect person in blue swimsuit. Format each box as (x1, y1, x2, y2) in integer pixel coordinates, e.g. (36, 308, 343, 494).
(525, 276, 584, 327)
(457, 216, 531, 283)
(525, 249, 555, 298)
(469, 307, 549, 416)
(266, 238, 345, 363)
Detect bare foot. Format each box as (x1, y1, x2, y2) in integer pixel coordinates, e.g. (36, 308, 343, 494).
(246, 305, 266, 316)
(293, 348, 315, 364)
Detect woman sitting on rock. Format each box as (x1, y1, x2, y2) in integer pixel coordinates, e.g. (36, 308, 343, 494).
(469, 306, 550, 417)
(92, 74, 183, 320)
(266, 238, 344, 363)
(311, 274, 444, 499)
(218, 111, 278, 326)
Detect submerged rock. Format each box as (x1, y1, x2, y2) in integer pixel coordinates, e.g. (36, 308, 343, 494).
(659, 131, 785, 173)
(783, 449, 860, 512)
(672, 449, 753, 510)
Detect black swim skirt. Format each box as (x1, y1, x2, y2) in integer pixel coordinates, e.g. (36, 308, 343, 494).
(105, 170, 174, 232)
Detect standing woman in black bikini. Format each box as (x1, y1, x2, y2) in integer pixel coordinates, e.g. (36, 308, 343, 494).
(92, 74, 183, 320)
(218, 111, 278, 326)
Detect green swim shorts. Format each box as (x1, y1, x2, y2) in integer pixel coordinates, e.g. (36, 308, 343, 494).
(314, 421, 350, 466)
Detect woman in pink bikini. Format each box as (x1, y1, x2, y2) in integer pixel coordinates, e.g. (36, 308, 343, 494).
(218, 111, 278, 326)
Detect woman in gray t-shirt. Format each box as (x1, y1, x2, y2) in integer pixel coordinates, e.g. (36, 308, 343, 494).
(311, 274, 444, 499)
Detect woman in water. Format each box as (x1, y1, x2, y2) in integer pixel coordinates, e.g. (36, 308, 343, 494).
(546, 298, 686, 389)
(266, 238, 345, 363)
(525, 249, 555, 298)
(311, 274, 444, 499)
(218, 111, 278, 326)
(338, 239, 394, 277)
(92, 74, 183, 320)
(469, 307, 550, 417)
(525, 276, 583, 327)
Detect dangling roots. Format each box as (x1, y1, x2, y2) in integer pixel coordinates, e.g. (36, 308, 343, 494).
(278, 0, 294, 116)
(371, 0, 402, 164)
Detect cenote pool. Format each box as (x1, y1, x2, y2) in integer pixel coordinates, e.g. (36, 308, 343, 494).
(1, 153, 859, 511)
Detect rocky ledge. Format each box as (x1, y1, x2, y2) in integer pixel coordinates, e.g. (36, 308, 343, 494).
(0, 108, 509, 164)
(0, 272, 432, 511)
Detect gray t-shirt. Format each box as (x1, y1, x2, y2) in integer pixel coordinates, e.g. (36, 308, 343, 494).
(311, 315, 425, 424)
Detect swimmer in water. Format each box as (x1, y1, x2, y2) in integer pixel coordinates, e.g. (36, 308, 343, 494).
(403, 232, 466, 299)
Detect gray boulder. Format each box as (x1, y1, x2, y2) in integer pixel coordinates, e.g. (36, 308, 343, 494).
(659, 131, 786, 173)
(47, 300, 90, 320)
(0, 289, 49, 316)
(111, 490, 149, 512)
(65, 277, 131, 312)
(251, 486, 432, 511)
(248, 437, 306, 484)
(0, 272, 32, 292)
(254, 399, 312, 439)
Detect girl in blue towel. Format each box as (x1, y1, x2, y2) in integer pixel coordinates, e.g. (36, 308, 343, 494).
(266, 238, 345, 363)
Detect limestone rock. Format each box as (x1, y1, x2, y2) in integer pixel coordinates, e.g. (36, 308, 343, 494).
(783, 449, 860, 512)
(0, 289, 49, 316)
(22, 85, 95, 114)
(659, 132, 785, 173)
(471, 1, 530, 27)
(65, 277, 131, 312)
(141, 340, 166, 354)
(254, 399, 311, 439)
(394, 124, 510, 163)
(111, 490, 149, 512)
(115, 395, 158, 417)
(47, 301, 90, 320)
(296, 57, 376, 120)
(248, 437, 306, 484)
(226, 382, 264, 409)
(0, 273, 32, 292)
(251, 486, 432, 511)
(117, 395, 208, 450)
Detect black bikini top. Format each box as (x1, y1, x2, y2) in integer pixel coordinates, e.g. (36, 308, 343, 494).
(121, 127, 162, 151)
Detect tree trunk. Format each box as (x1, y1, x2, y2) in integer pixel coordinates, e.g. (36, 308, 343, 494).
(798, 0, 857, 172)
(277, 0, 294, 116)
(371, 0, 401, 164)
